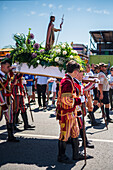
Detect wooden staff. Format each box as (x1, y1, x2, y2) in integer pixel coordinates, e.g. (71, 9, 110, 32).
(55, 14, 64, 45)
(81, 88, 87, 165)
(24, 84, 34, 122)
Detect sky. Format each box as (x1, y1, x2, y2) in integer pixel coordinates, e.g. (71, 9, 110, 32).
(0, 0, 113, 49)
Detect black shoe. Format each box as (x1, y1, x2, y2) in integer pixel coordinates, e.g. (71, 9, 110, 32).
(82, 142, 94, 149)
(107, 118, 113, 123)
(30, 100, 34, 103)
(91, 121, 101, 126)
(24, 125, 35, 130)
(58, 154, 74, 164)
(43, 107, 47, 111)
(38, 106, 42, 109)
(7, 136, 20, 142)
(73, 152, 93, 161)
(33, 100, 36, 105)
(27, 125, 35, 128)
(87, 114, 90, 119)
(66, 137, 72, 144)
(16, 118, 23, 124)
(49, 114, 56, 118)
(14, 126, 22, 132)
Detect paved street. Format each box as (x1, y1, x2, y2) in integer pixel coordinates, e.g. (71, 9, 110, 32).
(0, 97, 113, 170)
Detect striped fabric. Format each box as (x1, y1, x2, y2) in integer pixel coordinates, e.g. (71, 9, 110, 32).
(0, 91, 5, 105)
(84, 82, 95, 91)
(0, 73, 13, 123)
(59, 117, 79, 141)
(12, 76, 26, 114)
(0, 106, 3, 121)
(61, 96, 74, 109)
(3, 103, 13, 123)
(13, 95, 26, 113)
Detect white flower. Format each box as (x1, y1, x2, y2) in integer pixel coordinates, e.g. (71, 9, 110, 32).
(55, 57, 59, 62)
(56, 49, 61, 54)
(63, 51, 67, 55)
(70, 55, 73, 59)
(71, 50, 78, 54)
(61, 44, 66, 49)
(37, 60, 40, 64)
(74, 50, 78, 54)
(50, 54, 53, 58)
(17, 33, 20, 36)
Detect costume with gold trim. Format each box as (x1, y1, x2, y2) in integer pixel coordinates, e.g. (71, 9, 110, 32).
(0, 71, 13, 122)
(12, 73, 26, 114)
(56, 74, 81, 141)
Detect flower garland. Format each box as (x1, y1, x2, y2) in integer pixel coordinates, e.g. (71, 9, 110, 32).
(8, 28, 85, 71)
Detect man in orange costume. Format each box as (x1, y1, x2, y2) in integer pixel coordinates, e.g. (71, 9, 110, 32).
(56, 60, 85, 163)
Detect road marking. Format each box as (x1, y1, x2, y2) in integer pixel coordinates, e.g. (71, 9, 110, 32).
(1, 130, 113, 143)
(88, 138, 113, 143)
(16, 133, 59, 139)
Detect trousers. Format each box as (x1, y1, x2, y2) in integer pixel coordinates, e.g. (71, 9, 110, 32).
(59, 116, 79, 142)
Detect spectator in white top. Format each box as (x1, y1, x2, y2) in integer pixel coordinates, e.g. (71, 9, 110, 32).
(98, 63, 113, 123)
(47, 77, 57, 107)
(108, 66, 113, 110)
(86, 64, 94, 100)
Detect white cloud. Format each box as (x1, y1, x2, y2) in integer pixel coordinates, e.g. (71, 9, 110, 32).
(94, 10, 102, 14)
(49, 4, 53, 8)
(103, 10, 110, 15)
(25, 13, 30, 17)
(86, 7, 110, 15)
(2, 6, 8, 10)
(24, 11, 36, 17)
(42, 3, 46, 7)
(86, 8, 92, 12)
(67, 7, 74, 11)
(38, 13, 48, 17)
(58, 5, 63, 9)
(93, 9, 110, 15)
(77, 8, 81, 11)
(30, 11, 36, 15)
(12, 8, 16, 12)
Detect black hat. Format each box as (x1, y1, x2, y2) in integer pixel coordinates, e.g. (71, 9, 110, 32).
(1, 58, 12, 65)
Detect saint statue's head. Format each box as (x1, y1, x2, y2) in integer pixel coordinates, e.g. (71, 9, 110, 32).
(50, 16, 55, 22)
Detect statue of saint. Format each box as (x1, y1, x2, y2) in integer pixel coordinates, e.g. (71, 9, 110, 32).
(45, 16, 61, 51)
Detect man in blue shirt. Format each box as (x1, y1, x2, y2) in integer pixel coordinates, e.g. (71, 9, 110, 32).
(24, 74, 34, 104)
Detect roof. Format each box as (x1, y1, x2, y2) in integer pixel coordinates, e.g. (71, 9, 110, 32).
(0, 48, 13, 52)
(72, 44, 87, 48)
(89, 30, 113, 43)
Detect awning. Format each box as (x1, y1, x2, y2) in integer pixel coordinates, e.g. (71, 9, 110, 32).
(89, 30, 113, 43)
